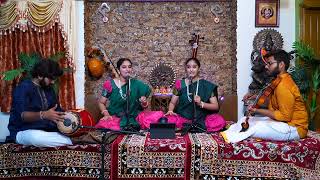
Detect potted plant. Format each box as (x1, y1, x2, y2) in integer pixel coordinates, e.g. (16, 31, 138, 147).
(1, 51, 67, 92)
(291, 41, 320, 130)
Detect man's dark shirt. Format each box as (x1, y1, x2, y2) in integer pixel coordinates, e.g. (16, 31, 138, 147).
(6, 80, 63, 142)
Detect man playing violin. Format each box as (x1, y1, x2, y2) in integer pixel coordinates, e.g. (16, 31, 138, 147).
(221, 50, 308, 143)
(6, 59, 73, 147)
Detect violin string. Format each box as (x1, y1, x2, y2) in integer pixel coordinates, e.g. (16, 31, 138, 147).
(244, 76, 282, 132)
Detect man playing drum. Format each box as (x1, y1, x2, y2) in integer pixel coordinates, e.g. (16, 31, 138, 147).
(6, 59, 73, 147)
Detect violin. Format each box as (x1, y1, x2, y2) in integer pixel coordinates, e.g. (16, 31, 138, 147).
(240, 76, 282, 132)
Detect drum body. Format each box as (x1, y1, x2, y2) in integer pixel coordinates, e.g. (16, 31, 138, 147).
(57, 109, 95, 137)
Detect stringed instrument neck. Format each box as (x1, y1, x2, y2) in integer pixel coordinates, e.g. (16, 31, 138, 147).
(240, 76, 282, 132)
(189, 33, 204, 59)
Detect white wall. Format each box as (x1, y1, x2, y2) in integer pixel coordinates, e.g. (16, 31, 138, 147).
(236, 0, 296, 119)
(73, 0, 85, 108)
(0, 113, 9, 142)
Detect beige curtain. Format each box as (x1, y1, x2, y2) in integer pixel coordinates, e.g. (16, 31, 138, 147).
(0, 0, 75, 112)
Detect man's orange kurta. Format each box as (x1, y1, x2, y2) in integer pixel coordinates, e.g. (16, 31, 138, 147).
(268, 73, 308, 138)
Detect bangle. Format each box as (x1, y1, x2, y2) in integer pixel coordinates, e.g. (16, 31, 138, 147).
(101, 110, 108, 115)
(40, 111, 45, 120)
(200, 101, 204, 109)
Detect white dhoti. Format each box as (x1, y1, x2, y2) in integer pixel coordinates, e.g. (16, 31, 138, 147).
(221, 116, 300, 143)
(16, 129, 73, 147)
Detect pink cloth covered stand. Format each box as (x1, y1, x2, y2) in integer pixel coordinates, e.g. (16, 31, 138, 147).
(166, 113, 226, 131)
(95, 115, 121, 130)
(205, 114, 226, 132)
(95, 111, 226, 132)
(165, 114, 190, 129)
(136, 111, 164, 129)
(95, 111, 165, 130)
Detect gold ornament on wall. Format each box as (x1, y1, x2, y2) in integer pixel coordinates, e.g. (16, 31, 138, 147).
(98, 2, 110, 23)
(149, 62, 176, 88)
(211, 4, 223, 24)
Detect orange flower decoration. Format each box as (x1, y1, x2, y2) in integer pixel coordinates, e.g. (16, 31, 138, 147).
(260, 48, 267, 56)
(260, 48, 268, 64)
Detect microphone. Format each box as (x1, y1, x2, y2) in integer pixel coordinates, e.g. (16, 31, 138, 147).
(125, 76, 130, 82)
(125, 74, 135, 81)
(125, 74, 131, 80)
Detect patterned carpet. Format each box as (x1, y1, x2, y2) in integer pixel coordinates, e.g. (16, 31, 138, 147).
(1, 131, 319, 180)
(189, 132, 320, 180)
(0, 143, 111, 179)
(111, 133, 188, 180)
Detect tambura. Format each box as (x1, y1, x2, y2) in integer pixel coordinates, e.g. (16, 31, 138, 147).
(57, 109, 95, 137)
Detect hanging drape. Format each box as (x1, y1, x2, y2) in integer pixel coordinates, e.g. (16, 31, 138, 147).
(0, 0, 75, 112)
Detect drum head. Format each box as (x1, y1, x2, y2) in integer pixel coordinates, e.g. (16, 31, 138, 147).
(57, 112, 80, 135)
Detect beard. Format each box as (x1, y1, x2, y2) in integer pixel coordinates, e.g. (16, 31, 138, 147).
(39, 79, 51, 89)
(267, 68, 280, 78)
(266, 63, 281, 78)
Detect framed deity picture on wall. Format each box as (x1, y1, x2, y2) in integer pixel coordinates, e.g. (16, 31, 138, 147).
(255, 0, 279, 27)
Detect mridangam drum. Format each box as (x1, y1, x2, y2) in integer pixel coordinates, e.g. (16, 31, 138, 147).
(57, 109, 95, 137)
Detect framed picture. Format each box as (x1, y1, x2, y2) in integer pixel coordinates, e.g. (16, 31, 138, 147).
(255, 0, 279, 27)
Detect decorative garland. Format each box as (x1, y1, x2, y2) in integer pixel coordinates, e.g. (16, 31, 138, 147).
(0, 2, 18, 31)
(0, 0, 73, 68)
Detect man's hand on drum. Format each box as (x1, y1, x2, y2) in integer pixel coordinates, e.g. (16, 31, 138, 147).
(43, 104, 65, 124)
